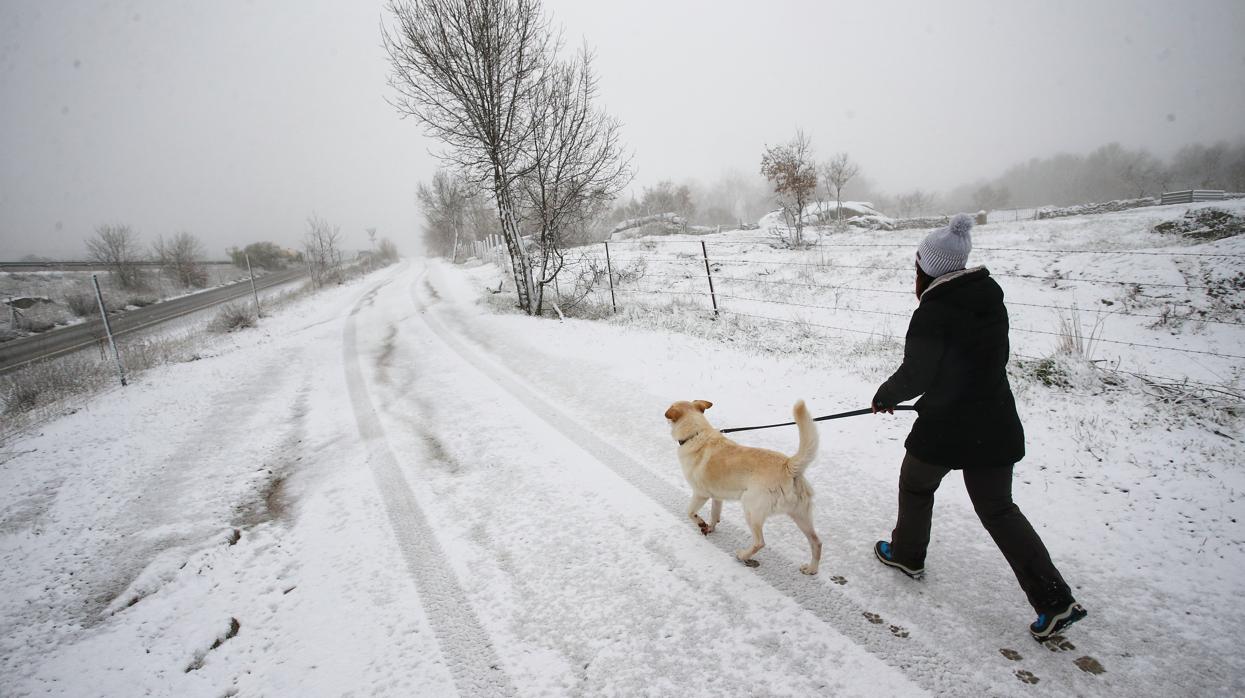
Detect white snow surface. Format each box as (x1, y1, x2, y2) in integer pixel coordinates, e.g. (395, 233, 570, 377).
(2, 205, 1244, 696)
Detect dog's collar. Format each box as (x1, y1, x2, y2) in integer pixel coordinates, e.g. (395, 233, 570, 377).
(678, 432, 700, 446)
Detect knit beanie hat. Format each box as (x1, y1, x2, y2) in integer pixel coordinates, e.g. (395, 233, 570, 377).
(916, 213, 973, 278)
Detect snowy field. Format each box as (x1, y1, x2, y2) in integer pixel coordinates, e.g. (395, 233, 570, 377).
(569, 199, 1245, 388)
(1, 204, 1243, 696)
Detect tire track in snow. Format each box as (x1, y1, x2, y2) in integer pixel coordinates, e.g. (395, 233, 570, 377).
(343, 275, 517, 697)
(409, 274, 992, 697)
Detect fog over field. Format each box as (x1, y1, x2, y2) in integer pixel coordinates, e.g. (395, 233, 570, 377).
(1, 0, 1243, 258)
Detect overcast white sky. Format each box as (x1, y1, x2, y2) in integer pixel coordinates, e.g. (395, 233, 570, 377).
(2, 0, 1243, 258)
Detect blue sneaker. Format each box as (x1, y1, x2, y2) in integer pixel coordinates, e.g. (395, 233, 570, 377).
(874, 541, 924, 580)
(1030, 601, 1087, 641)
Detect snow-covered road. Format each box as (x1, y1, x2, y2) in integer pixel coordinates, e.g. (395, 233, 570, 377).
(2, 258, 1241, 696)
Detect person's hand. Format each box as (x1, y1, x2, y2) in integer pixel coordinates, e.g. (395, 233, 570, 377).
(871, 388, 895, 415)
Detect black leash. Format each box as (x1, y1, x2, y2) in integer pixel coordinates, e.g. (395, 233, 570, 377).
(719, 405, 916, 434)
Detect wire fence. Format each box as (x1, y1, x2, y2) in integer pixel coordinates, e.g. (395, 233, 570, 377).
(536, 236, 1244, 392)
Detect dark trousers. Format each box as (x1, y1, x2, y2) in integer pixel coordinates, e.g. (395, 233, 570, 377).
(890, 451, 1072, 613)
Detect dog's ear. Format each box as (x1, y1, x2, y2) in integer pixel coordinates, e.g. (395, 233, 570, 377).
(664, 405, 683, 421)
(692, 400, 713, 412)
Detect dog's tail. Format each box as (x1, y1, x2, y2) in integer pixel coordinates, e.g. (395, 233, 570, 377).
(786, 400, 819, 477)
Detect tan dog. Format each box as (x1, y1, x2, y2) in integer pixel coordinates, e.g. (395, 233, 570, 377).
(664, 399, 822, 574)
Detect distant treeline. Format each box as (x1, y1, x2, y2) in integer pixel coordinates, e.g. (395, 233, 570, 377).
(944, 140, 1245, 211)
(419, 139, 1245, 252)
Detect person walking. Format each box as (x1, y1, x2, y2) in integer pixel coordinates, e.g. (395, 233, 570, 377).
(870, 213, 1087, 641)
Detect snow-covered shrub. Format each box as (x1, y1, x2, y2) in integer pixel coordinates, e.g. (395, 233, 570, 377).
(766, 225, 807, 249)
(126, 295, 158, 308)
(0, 353, 104, 417)
(1018, 356, 1071, 389)
(1152, 207, 1245, 241)
(210, 303, 256, 332)
(65, 293, 96, 317)
(1, 374, 42, 414)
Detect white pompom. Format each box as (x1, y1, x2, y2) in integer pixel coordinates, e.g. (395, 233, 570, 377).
(948, 213, 973, 237)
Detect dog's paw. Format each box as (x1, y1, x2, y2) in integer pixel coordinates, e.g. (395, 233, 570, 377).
(698, 521, 713, 536)
(735, 550, 760, 567)
(799, 563, 819, 576)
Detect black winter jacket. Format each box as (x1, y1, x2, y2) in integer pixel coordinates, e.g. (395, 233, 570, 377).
(873, 267, 1025, 468)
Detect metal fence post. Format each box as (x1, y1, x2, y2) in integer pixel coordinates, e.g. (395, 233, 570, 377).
(92, 274, 127, 386)
(603, 241, 617, 313)
(701, 240, 719, 318)
(245, 253, 261, 319)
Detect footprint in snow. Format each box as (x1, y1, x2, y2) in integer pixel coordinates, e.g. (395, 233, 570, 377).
(999, 648, 1023, 661)
(862, 611, 884, 625)
(888, 624, 909, 639)
(830, 575, 848, 586)
(1014, 669, 1039, 684)
(1043, 634, 1076, 652)
(1074, 656, 1106, 675)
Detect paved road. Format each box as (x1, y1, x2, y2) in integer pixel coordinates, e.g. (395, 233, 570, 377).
(0, 268, 306, 373)
(0, 260, 235, 272)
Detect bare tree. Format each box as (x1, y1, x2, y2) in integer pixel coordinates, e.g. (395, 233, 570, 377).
(384, 0, 555, 314)
(228, 241, 290, 270)
(895, 190, 936, 218)
(519, 46, 631, 315)
(760, 129, 818, 247)
(971, 184, 1010, 212)
(689, 171, 772, 228)
(1118, 150, 1164, 198)
(377, 238, 400, 263)
(823, 152, 860, 224)
(87, 224, 145, 290)
(638, 180, 695, 221)
(417, 170, 471, 259)
(303, 215, 343, 287)
(152, 231, 207, 287)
